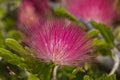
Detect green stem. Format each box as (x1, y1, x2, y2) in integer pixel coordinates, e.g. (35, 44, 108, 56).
(52, 65, 59, 80)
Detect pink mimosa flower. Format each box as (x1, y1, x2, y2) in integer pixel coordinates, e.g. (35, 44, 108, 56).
(28, 0, 50, 15)
(62, 0, 117, 24)
(18, 0, 47, 34)
(25, 19, 93, 66)
(19, 0, 49, 17)
(18, 0, 40, 26)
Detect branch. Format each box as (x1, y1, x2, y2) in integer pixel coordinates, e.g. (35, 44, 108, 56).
(109, 47, 120, 75)
(52, 65, 59, 80)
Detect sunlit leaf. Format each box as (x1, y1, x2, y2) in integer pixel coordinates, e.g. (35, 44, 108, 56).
(28, 74, 39, 80)
(91, 21, 114, 48)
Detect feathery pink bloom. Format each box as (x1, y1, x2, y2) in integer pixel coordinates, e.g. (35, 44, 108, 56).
(62, 0, 117, 24)
(18, 0, 50, 25)
(18, 0, 47, 33)
(19, 0, 49, 16)
(25, 19, 93, 66)
(18, 0, 39, 26)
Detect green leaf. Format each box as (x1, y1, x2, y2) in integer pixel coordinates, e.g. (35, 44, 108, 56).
(0, 37, 5, 48)
(0, 48, 26, 68)
(0, 0, 11, 3)
(4, 17, 16, 31)
(0, 9, 5, 18)
(114, 27, 120, 41)
(53, 7, 78, 22)
(25, 61, 53, 80)
(97, 74, 116, 80)
(72, 67, 85, 75)
(5, 38, 28, 56)
(84, 74, 116, 80)
(37, 64, 53, 80)
(7, 30, 21, 41)
(92, 38, 112, 56)
(0, 75, 6, 80)
(92, 38, 108, 46)
(91, 21, 114, 48)
(88, 29, 99, 37)
(84, 75, 93, 80)
(28, 74, 39, 80)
